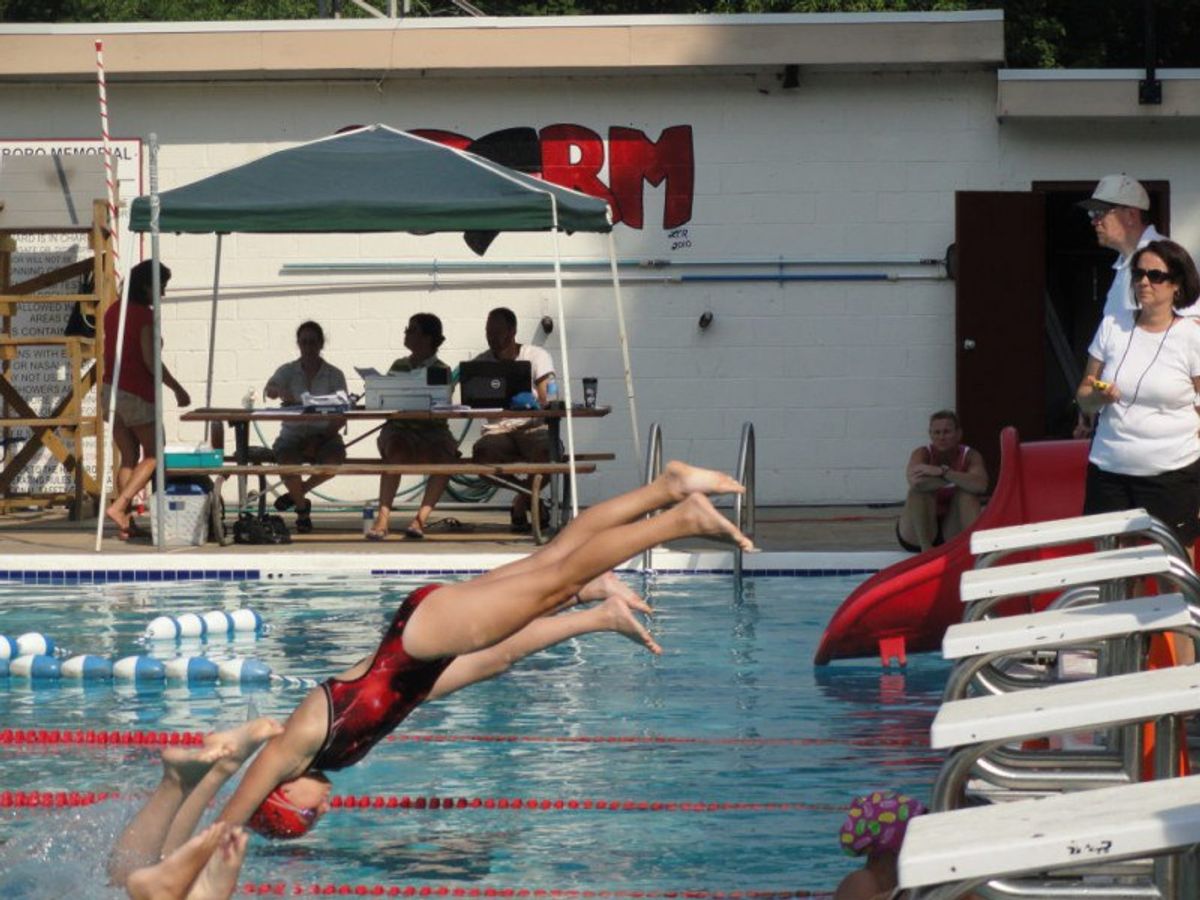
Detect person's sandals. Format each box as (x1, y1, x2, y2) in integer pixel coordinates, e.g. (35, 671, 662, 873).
(295, 500, 313, 534)
(364, 527, 388, 542)
(403, 525, 425, 540)
(274, 494, 296, 512)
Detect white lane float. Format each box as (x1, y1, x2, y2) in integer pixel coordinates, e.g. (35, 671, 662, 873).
(163, 656, 220, 684)
(11, 654, 61, 679)
(61, 655, 113, 680)
(147, 609, 263, 641)
(217, 658, 272, 685)
(0, 635, 16, 660)
(112, 655, 166, 681)
(16, 633, 54, 657)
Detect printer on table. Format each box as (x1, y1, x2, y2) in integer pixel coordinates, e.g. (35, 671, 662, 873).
(357, 366, 452, 410)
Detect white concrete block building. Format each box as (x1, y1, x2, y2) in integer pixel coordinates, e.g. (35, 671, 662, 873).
(2, 10, 1199, 506)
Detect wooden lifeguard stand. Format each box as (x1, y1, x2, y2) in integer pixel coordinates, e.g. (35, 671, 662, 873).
(0, 156, 118, 518)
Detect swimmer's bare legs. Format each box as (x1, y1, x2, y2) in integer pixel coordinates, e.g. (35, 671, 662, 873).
(405, 463, 753, 661)
(186, 825, 249, 900)
(108, 718, 281, 888)
(429, 591, 661, 698)
(470, 461, 745, 587)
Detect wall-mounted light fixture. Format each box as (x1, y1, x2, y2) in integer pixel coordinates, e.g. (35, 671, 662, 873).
(540, 315, 554, 335)
(698, 311, 714, 330)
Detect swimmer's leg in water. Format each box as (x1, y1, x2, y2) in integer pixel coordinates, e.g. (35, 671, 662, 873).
(107, 718, 281, 888)
(404, 462, 753, 662)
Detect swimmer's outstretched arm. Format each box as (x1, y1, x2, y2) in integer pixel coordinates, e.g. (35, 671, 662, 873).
(213, 689, 330, 831)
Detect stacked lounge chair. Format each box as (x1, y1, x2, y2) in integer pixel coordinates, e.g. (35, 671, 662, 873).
(898, 509, 1200, 899)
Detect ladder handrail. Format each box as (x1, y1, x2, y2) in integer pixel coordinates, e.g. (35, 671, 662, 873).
(641, 422, 663, 572)
(733, 422, 756, 584)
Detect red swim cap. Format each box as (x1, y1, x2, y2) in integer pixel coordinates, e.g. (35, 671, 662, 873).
(247, 782, 320, 840)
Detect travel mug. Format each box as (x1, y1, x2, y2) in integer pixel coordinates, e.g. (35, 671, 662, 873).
(582, 377, 598, 408)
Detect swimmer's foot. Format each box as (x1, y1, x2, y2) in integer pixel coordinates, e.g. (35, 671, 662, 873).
(162, 739, 237, 789)
(576, 571, 643, 607)
(186, 826, 248, 900)
(125, 822, 226, 900)
(677, 493, 756, 553)
(661, 460, 744, 503)
(599, 595, 661, 655)
(207, 717, 284, 772)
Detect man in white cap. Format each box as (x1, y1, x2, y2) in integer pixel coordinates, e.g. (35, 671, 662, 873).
(1073, 174, 1168, 437)
(1077, 173, 1165, 319)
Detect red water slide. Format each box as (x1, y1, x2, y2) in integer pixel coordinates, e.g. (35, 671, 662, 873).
(813, 428, 1090, 665)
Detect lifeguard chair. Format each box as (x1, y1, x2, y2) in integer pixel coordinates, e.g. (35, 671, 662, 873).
(0, 155, 118, 518)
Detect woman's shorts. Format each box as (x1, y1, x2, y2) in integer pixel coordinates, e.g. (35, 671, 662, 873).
(1083, 459, 1200, 545)
(101, 384, 156, 427)
(377, 422, 459, 463)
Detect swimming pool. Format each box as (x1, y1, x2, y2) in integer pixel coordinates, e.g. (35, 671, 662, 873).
(0, 572, 948, 896)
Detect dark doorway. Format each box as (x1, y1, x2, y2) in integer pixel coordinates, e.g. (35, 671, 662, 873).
(1033, 180, 1170, 439)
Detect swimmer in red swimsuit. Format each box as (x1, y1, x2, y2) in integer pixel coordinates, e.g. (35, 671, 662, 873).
(109, 461, 752, 883)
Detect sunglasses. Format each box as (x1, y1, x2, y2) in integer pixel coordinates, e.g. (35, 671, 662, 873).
(1086, 208, 1115, 223)
(1131, 267, 1174, 285)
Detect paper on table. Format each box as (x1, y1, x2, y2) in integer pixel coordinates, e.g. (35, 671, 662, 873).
(432, 402, 473, 412)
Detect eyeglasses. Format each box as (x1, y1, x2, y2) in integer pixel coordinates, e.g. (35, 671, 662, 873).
(1131, 267, 1174, 285)
(1087, 208, 1115, 223)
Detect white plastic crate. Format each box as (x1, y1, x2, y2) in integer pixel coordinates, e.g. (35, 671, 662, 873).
(149, 492, 210, 547)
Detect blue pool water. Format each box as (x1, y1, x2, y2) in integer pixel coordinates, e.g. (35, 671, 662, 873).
(0, 573, 949, 896)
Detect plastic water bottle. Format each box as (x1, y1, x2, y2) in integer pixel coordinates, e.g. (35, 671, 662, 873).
(545, 375, 562, 409)
(362, 502, 376, 536)
(242, 388, 256, 410)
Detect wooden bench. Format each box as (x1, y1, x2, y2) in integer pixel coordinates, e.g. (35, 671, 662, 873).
(169, 461, 599, 545)
(900, 774, 1200, 898)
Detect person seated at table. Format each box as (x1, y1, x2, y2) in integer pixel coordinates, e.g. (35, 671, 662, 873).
(471, 307, 557, 533)
(103, 259, 191, 541)
(897, 410, 988, 553)
(264, 320, 348, 534)
(367, 313, 459, 541)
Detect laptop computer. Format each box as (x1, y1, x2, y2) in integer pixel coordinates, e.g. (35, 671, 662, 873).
(458, 359, 534, 409)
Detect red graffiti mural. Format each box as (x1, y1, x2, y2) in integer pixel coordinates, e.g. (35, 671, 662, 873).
(410, 125, 694, 230)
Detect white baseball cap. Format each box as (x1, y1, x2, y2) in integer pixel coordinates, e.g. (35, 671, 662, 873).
(1078, 174, 1150, 212)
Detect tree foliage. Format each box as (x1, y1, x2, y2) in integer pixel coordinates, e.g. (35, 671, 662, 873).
(3, 0, 1198, 68)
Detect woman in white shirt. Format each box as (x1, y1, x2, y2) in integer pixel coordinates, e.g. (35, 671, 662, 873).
(1077, 239, 1200, 547)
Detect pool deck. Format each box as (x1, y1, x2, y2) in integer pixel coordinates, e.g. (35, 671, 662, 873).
(0, 502, 904, 559)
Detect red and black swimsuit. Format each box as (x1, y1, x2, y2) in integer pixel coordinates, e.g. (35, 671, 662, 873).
(309, 584, 454, 771)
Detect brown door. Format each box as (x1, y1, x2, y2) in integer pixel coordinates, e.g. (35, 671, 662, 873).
(954, 191, 1046, 482)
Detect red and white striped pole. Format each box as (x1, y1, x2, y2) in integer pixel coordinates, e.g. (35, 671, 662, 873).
(93, 38, 129, 551)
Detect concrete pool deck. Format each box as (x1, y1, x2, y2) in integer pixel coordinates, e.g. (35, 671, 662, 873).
(0, 502, 905, 558)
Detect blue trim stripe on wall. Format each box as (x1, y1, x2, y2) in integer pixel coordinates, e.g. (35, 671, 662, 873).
(0, 570, 262, 583)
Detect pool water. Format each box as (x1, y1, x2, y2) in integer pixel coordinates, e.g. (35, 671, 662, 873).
(0, 573, 949, 896)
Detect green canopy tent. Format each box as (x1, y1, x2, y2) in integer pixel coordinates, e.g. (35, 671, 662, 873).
(100, 125, 640, 550)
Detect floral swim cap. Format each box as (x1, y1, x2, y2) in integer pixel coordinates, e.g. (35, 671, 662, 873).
(838, 790, 927, 857)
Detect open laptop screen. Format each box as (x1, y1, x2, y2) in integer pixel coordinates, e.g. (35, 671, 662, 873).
(458, 359, 534, 409)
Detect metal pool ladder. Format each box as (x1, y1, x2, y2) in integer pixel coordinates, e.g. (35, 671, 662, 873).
(639, 422, 757, 585)
(733, 422, 756, 587)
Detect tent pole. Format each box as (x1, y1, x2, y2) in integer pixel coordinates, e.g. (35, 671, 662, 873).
(606, 229, 640, 466)
(549, 197, 579, 518)
(203, 233, 223, 442)
(149, 134, 167, 551)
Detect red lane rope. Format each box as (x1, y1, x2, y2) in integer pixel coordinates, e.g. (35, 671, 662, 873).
(0, 790, 842, 813)
(0, 729, 205, 747)
(240, 885, 832, 898)
(0, 728, 925, 750)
